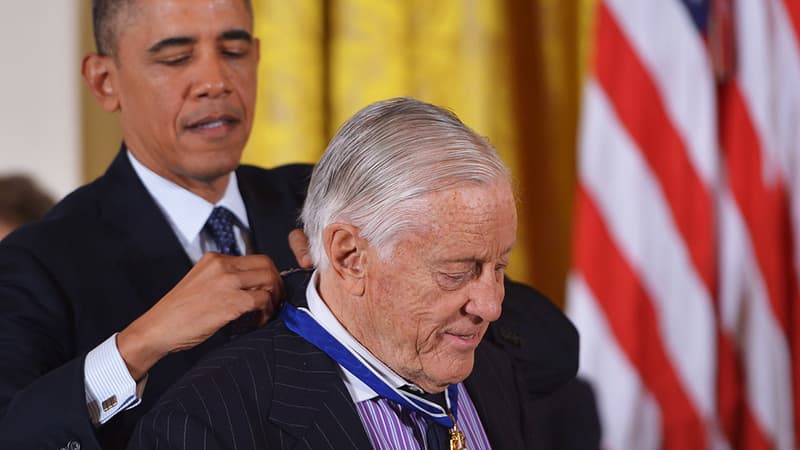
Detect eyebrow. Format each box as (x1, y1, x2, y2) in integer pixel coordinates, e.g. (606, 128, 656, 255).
(221, 29, 253, 42)
(438, 246, 516, 265)
(148, 36, 195, 53)
(147, 29, 253, 53)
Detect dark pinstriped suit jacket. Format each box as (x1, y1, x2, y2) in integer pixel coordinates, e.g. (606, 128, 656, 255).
(128, 283, 533, 450)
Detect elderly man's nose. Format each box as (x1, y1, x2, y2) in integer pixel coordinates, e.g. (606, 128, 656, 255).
(465, 272, 503, 322)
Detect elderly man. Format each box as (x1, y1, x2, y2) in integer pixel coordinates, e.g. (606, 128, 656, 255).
(129, 98, 533, 449)
(0, 1, 307, 448)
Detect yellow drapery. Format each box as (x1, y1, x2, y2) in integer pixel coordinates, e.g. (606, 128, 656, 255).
(243, 0, 596, 305)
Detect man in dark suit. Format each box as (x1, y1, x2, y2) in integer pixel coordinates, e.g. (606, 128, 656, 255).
(130, 98, 534, 449)
(0, 0, 306, 448)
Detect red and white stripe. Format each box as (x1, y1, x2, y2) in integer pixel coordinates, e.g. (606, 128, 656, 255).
(567, 0, 800, 448)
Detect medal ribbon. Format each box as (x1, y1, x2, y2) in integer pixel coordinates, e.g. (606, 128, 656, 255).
(281, 302, 459, 428)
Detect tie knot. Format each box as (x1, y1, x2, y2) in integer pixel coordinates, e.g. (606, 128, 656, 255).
(401, 385, 447, 410)
(205, 206, 242, 256)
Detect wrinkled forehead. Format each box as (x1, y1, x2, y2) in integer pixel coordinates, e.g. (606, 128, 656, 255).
(382, 181, 517, 255)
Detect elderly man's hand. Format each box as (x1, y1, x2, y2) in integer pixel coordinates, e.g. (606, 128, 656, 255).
(116, 252, 284, 381)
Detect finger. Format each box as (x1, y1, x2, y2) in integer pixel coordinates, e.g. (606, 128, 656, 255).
(253, 295, 278, 326)
(239, 287, 277, 318)
(225, 254, 279, 272)
(232, 268, 285, 298)
(288, 228, 313, 268)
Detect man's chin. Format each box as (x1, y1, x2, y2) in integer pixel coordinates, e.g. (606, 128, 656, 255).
(180, 127, 248, 155)
(418, 361, 475, 392)
(179, 148, 244, 179)
(172, 156, 240, 183)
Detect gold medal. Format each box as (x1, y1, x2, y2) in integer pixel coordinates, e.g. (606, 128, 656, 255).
(448, 412, 468, 450)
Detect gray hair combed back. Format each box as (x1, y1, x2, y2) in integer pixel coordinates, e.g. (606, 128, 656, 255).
(301, 97, 512, 267)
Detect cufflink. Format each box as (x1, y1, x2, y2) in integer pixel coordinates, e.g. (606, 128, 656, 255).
(102, 395, 118, 412)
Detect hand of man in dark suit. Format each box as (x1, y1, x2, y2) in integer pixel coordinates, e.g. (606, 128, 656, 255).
(116, 252, 284, 381)
(288, 228, 314, 268)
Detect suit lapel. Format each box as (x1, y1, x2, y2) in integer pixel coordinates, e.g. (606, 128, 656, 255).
(237, 167, 299, 269)
(96, 149, 193, 313)
(268, 328, 373, 449)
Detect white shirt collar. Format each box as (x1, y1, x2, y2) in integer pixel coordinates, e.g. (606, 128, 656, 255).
(126, 150, 250, 247)
(304, 270, 414, 403)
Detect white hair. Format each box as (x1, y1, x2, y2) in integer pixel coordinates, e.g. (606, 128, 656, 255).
(301, 97, 512, 267)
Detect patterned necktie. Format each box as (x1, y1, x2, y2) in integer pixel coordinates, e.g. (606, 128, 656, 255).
(204, 206, 242, 256)
(205, 206, 256, 336)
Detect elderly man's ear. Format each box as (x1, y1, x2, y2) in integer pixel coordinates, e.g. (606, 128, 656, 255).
(323, 224, 368, 296)
(82, 53, 121, 112)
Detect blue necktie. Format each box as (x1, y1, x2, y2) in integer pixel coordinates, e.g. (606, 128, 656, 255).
(205, 206, 256, 336)
(205, 206, 242, 256)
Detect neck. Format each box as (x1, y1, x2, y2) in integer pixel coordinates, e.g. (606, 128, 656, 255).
(175, 174, 230, 204)
(128, 148, 232, 204)
(317, 271, 360, 334)
(317, 271, 444, 393)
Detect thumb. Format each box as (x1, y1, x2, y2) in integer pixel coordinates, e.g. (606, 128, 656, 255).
(288, 228, 313, 268)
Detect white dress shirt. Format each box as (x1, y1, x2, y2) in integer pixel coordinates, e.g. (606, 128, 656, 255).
(84, 151, 251, 425)
(303, 270, 415, 403)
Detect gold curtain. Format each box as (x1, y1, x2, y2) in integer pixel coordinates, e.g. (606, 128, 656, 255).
(243, 0, 596, 306)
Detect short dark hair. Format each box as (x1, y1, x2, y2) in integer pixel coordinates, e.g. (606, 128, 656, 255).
(0, 175, 55, 227)
(92, 0, 133, 56)
(91, 0, 254, 56)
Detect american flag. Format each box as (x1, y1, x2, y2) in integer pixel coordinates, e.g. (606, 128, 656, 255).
(566, 0, 800, 449)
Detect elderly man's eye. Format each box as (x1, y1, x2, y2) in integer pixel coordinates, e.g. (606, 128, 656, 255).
(436, 272, 469, 291)
(435, 272, 472, 290)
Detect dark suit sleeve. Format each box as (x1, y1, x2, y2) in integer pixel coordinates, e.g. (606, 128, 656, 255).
(128, 406, 228, 450)
(485, 277, 579, 398)
(467, 341, 534, 449)
(527, 377, 602, 450)
(0, 243, 103, 449)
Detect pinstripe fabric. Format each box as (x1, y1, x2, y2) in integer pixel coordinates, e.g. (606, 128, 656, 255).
(130, 321, 375, 450)
(356, 382, 491, 450)
(129, 282, 531, 450)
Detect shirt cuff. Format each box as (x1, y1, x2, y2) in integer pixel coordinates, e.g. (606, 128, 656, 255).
(84, 333, 148, 426)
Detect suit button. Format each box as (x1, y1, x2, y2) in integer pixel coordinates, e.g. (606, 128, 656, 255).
(67, 441, 81, 450)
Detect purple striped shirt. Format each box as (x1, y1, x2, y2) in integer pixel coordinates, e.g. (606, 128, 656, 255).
(356, 382, 492, 450)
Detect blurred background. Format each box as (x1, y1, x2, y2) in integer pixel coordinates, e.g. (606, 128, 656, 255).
(1, 1, 799, 449)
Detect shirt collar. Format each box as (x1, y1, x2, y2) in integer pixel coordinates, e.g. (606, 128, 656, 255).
(304, 270, 414, 403)
(127, 150, 250, 245)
